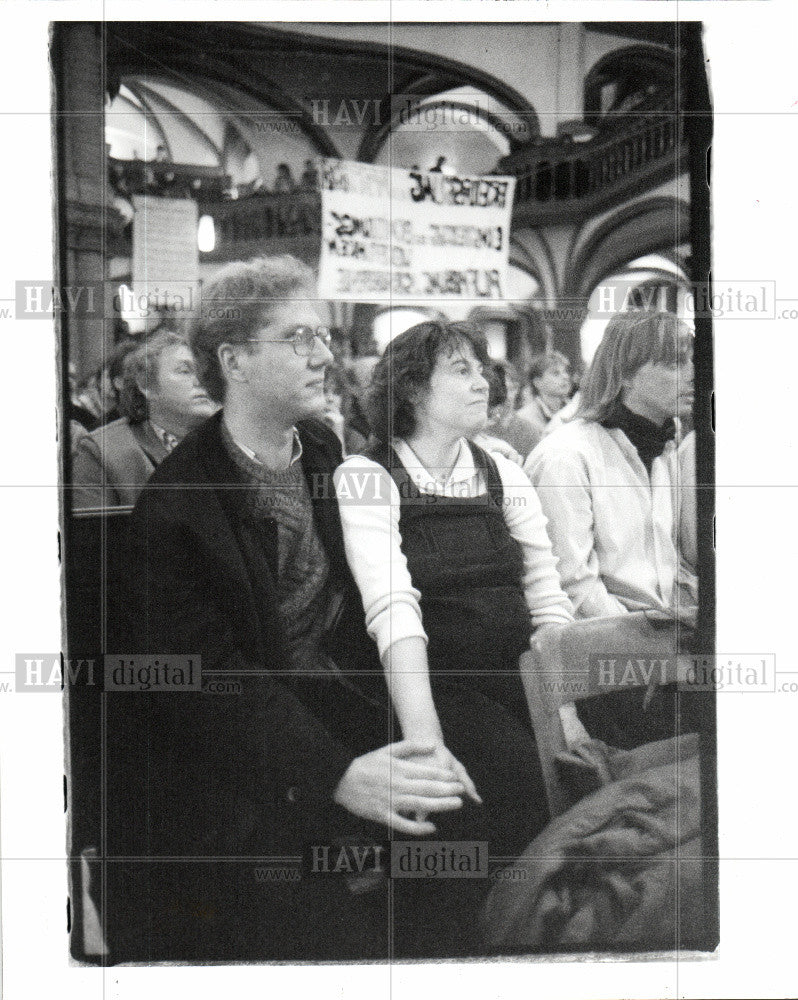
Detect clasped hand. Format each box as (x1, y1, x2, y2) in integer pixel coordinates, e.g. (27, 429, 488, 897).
(333, 740, 482, 836)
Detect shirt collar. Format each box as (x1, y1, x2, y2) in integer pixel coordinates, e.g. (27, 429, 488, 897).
(392, 437, 475, 490)
(149, 421, 181, 453)
(225, 423, 304, 468)
(536, 396, 555, 421)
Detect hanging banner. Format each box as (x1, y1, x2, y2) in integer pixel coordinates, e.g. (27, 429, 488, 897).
(317, 158, 515, 303)
(131, 195, 199, 315)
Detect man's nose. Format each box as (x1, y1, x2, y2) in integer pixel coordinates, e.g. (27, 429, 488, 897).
(310, 334, 334, 366)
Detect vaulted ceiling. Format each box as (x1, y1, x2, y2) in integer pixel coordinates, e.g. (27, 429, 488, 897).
(105, 22, 539, 179)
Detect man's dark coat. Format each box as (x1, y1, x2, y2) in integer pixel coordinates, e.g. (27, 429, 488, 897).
(105, 412, 391, 961)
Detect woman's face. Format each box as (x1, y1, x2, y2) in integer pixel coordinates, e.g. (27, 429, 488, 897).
(413, 340, 490, 440)
(533, 361, 571, 405)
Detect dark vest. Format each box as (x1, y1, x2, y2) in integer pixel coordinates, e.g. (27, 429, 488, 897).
(367, 439, 532, 724)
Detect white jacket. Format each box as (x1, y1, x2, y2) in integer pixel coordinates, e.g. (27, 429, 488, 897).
(524, 420, 698, 620)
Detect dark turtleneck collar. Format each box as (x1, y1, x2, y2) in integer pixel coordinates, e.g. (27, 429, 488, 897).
(600, 401, 676, 474)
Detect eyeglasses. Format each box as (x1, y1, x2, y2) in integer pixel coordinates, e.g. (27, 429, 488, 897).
(247, 325, 332, 357)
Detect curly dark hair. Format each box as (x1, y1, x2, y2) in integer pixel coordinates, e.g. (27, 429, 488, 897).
(365, 320, 491, 443)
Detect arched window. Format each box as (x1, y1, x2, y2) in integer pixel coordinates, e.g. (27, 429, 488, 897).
(372, 86, 535, 175)
(584, 46, 676, 128)
(578, 252, 692, 366)
(106, 76, 321, 190)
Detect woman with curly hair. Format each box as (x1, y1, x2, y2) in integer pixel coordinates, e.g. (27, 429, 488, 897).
(334, 320, 573, 815)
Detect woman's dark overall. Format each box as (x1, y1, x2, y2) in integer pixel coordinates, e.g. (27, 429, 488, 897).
(366, 440, 550, 956)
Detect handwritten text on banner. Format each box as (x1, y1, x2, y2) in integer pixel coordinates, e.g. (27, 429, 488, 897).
(317, 159, 515, 303)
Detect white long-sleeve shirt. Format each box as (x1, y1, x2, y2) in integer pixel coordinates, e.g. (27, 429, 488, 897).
(334, 438, 573, 661)
(524, 419, 698, 620)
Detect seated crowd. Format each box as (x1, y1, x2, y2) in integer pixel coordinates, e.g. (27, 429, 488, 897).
(74, 255, 699, 960)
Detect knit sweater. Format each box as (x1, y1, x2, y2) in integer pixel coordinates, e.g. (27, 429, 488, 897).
(223, 426, 330, 670)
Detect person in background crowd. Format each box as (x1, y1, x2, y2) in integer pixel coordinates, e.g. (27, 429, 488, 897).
(501, 357, 523, 409)
(322, 364, 368, 456)
(71, 330, 218, 508)
(68, 362, 100, 432)
(516, 350, 573, 450)
(101, 339, 140, 426)
(273, 162, 296, 194)
(73, 369, 112, 427)
(72, 339, 138, 431)
(327, 327, 352, 366)
(483, 360, 540, 461)
(544, 361, 583, 436)
(299, 158, 318, 191)
(524, 312, 697, 622)
(345, 353, 380, 445)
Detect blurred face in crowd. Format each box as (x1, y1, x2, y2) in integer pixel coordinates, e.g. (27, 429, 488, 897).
(533, 359, 571, 409)
(323, 376, 344, 424)
(622, 353, 694, 425)
(503, 366, 521, 410)
(147, 343, 218, 435)
(413, 340, 490, 441)
(234, 293, 334, 426)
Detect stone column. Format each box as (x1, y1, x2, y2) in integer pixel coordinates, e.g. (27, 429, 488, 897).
(555, 24, 586, 136)
(56, 23, 110, 378)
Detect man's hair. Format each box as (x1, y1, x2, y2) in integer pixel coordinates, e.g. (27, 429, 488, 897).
(366, 320, 490, 443)
(190, 255, 316, 403)
(119, 330, 186, 424)
(527, 350, 570, 395)
(576, 311, 693, 423)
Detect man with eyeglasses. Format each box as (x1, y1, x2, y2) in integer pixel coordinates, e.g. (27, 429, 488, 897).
(110, 256, 475, 962)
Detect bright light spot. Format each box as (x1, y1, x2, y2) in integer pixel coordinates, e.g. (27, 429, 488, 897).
(372, 309, 434, 353)
(197, 215, 216, 253)
(117, 284, 147, 333)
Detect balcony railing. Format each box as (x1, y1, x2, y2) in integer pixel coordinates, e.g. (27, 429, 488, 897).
(498, 112, 685, 224)
(109, 113, 685, 261)
(203, 190, 320, 246)
(109, 158, 230, 201)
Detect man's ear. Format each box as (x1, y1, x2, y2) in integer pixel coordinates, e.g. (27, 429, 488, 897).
(218, 343, 248, 386)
